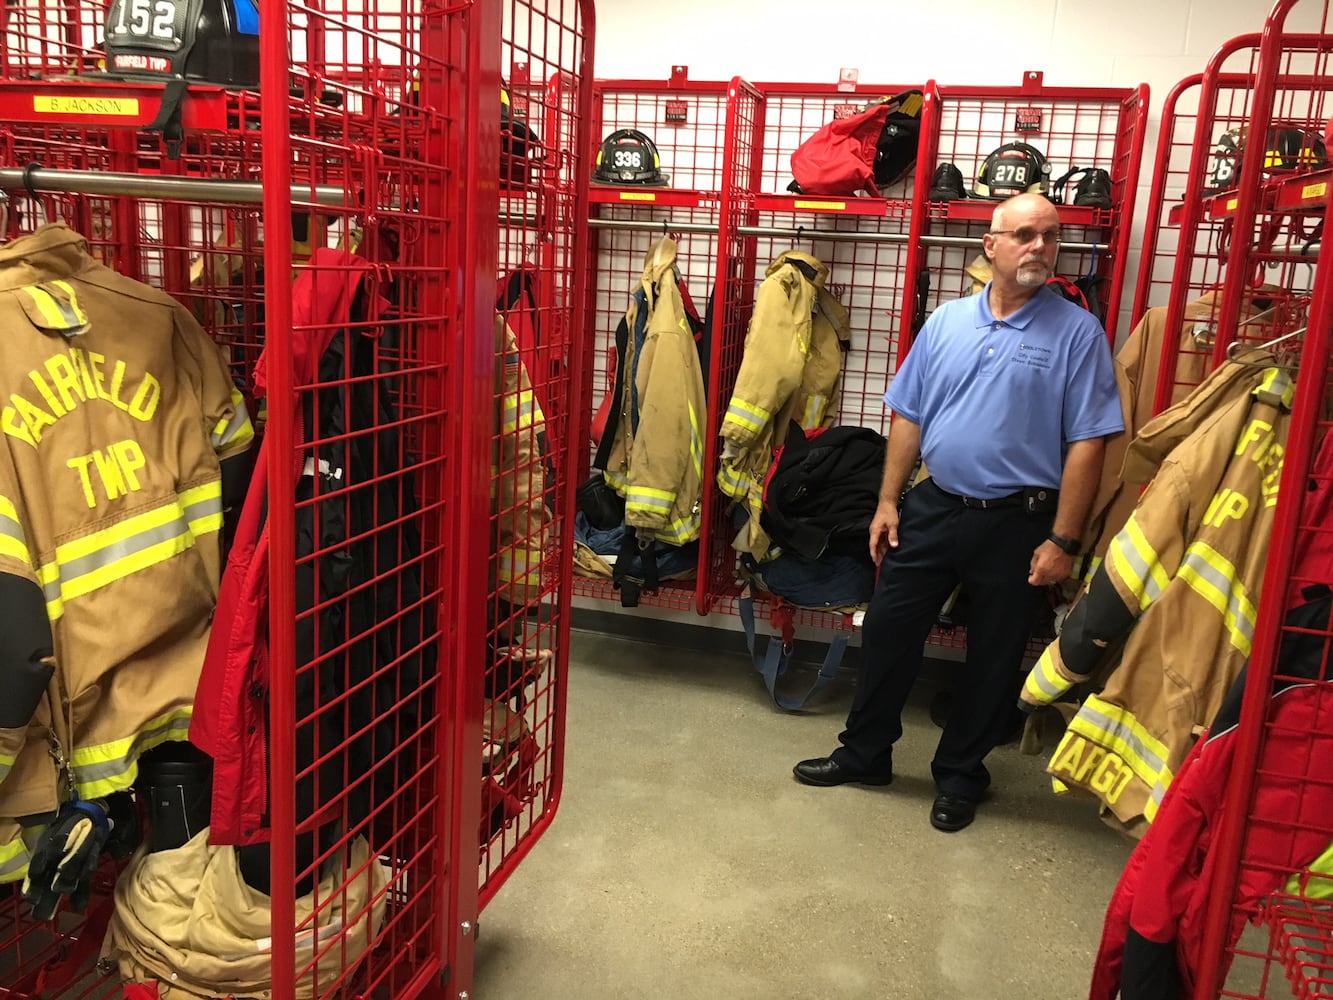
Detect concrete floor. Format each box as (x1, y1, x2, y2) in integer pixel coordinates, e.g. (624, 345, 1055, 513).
(474, 629, 1136, 1000)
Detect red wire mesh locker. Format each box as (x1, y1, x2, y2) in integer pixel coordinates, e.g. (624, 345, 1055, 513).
(0, 0, 478, 994)
(1164, 3, 1333, 996)
(1187, 187, 1333, 1000)
(1148, 13, 1333, 418)
(576, 68, 735, 613)
(903, 72, 1149, 352)
(699, 76, 920, 649)
(475, 0, 591, 925)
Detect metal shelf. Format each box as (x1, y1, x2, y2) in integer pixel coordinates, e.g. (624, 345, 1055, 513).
(750, 192, 912, 219)
(588, 186, 720, 209)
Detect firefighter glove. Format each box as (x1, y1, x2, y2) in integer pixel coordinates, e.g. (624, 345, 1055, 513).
(22, 796, 122, 920)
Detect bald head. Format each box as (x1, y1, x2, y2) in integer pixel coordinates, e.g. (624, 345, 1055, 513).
(982, 193, 1062, 294)
(991, 192, 1059, 232)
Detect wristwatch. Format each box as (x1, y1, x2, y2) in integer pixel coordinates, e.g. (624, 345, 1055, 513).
(1047, 531, 1080, 556)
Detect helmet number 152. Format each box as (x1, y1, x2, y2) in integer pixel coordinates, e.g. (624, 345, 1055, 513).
(111, 0, 177, 41)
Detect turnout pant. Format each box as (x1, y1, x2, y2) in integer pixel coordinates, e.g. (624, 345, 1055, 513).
(833, 478, 1052, 800)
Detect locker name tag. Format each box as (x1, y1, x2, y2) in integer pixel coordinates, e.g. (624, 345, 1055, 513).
(1302, 182, 1328, 200)
(794, 200, 845, 211)
(34, 96, 141, 116)
(1225, 198, 1238, 210)
(618, 192, 656, 202)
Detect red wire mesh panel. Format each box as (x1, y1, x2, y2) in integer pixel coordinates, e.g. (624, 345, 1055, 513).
(477, 0, 590, 918)
(1148, 16, 1333, 416)
(904, 72, 1148, 352)
(700, 79, 919, 632)
(575, 71, 734, 613)
(590, 66, 731, 196)
(697, 77, 764, 616)
(0, 0, 477, 995)
(1190, 185, 1333, 1000)
(1167, 4, 1333, 998)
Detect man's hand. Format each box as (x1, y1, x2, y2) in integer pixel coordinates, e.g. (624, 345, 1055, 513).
(869, 500, 900, 566)
(1029, 540, 1074, 587)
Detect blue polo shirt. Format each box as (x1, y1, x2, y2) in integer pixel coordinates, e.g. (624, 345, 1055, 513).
(885, 283, 1123, 499)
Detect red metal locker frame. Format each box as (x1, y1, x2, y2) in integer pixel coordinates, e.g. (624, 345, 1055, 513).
(903, 71, 1149, 354)
(1189, 187, 1333, 1000)
(1174, 3, 1333, 994)
(702, 76, 922, 633)
(0, 0, 482, 996)
(711, 73, 1148, 659)
(1152, 17, 1333, 417)
(577, 68, 736, 614)
(473, 0, 593, 931)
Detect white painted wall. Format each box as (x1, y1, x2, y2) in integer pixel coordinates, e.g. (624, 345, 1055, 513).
(588, 0, 1321, 323)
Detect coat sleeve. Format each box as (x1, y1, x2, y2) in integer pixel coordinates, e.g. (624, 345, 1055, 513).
(624, 303, 700, 533)
(492, 315, 550, 603)
(0, 445, 54, 790)
(1022, 463, 1191, 707)
(720, 270, 809, 448)
(172, 308, 255, 461)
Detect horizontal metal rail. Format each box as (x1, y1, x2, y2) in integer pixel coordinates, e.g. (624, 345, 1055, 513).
(0, 167, 348, 206)
(587, 214, 1112, 253)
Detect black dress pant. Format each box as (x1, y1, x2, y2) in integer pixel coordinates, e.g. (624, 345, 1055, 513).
(832, 478, 1052, 800)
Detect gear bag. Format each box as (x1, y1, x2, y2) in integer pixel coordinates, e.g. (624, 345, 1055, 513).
(789, 90, 924, 197)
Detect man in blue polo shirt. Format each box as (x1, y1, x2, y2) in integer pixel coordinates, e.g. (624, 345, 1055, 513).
(793, 192, 1124, 832)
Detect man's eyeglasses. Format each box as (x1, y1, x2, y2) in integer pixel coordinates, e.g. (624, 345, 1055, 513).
(989, 227, 1061, 246)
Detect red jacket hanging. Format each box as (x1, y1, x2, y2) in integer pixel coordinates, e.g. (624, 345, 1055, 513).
(190, 249, 376, 845)
(1089, 591, 1333, 999)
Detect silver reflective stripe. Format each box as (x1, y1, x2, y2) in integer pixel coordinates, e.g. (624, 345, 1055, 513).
(59, 517, 190, 584)
(0, 840, 30, 881)
(0, 506, 28, 564)
(72, 713, 193, 788)
(1110, 521, 1167, 606)
(183, 492, 224, 526)
(1074, 703, 1168, 777)
(212, 397, 252, 449)
(1180, 548, 1256, 648)
(1026, 655, 1066, 700)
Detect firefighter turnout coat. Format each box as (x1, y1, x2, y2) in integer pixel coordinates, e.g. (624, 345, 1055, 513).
(493, 313, 551, 604)
(1021, 356, 1292, 832)
(1079, 287, 1286, 566)
(599, 238, 707, 546)
(0, 225, 253, 882)
(718, 251, 850, 560)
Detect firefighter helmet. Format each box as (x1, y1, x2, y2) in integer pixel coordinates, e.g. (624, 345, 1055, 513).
(593, 129, 668, 186)
(1204, 124, 1328, 194)
(972, 141, 1052, 200)
(104, 0, 259, 88)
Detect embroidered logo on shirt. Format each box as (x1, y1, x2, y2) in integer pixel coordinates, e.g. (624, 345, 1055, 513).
(1012, 342, 1054, 371)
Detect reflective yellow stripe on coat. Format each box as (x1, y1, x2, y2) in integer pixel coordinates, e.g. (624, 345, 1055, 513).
(0, 832, 32, 884)
(40, 482, 223, 621)
(1177, 541, 1258, 656)
(1065, 694, 1174, 823)
(71, 706, 194, 800)
(722, 398, 770, 438)
(211, 388, 255, 453)
(0, 494, 30, 566)
(1023, 647, 1077, 705)
(1106, 515, 1170, 611)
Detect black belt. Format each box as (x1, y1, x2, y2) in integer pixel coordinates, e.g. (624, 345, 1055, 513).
(930, 479, 1058, 514)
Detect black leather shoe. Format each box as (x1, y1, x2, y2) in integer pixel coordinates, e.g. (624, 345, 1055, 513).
(930, 793, 977, 832)
(793, 757, 893, 788)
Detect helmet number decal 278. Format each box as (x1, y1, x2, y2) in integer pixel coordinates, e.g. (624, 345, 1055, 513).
(109, 0, 178, 42)
(992, 162, 1029, 185)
